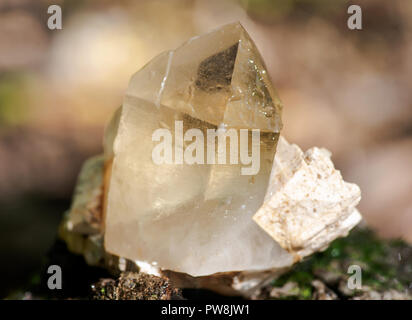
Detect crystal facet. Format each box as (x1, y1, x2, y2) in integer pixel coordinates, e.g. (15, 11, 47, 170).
(254, 137, 362, 259)
(104, 23, 285, 276)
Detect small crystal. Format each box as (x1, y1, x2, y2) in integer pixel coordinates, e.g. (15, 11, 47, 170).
(254, 137, 362, 259)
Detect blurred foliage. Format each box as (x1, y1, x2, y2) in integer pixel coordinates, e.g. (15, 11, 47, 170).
(272, 228, 412, 299)
(240, 0, 346, 21)
(0, 73, 31, 127)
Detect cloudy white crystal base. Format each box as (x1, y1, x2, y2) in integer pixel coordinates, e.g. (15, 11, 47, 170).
(59, 135, 362, 296)
(254, 136, 362, 260)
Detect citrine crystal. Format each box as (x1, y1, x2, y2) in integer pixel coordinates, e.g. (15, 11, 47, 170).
(103, 23, 286, 276)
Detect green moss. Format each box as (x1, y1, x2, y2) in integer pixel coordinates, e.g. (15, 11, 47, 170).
(271, 228, 412, 298)
(29, 273, 41, 286)
(272, 259, 315, 299)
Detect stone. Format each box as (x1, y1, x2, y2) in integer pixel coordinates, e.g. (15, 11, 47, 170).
(91, 272, 183, 300)
(253, 137, 362, 260)
(59, 23, 363, 297)
(269, 281, 300, 299)
(104, 22, 286, 277)
(63, 155, 104, 235)
(311, 280, 338, 300)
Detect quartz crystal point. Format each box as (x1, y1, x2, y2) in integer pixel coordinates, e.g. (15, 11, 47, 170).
(95, 23, 363, 286)
(104, 22, 286, 277)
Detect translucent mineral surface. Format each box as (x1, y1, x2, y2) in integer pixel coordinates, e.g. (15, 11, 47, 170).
(254, 137, 362, 259)
(65, 155, 104, 235)
(102, 23, 362, 279)
(104, 23, 287, 276)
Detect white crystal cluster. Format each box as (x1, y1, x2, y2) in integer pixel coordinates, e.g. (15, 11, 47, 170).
(254, 137, 362, 260)
(60, 22, 362, 296)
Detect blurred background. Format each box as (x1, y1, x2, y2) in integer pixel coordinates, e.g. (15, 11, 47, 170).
(0, 0, 411, 298)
